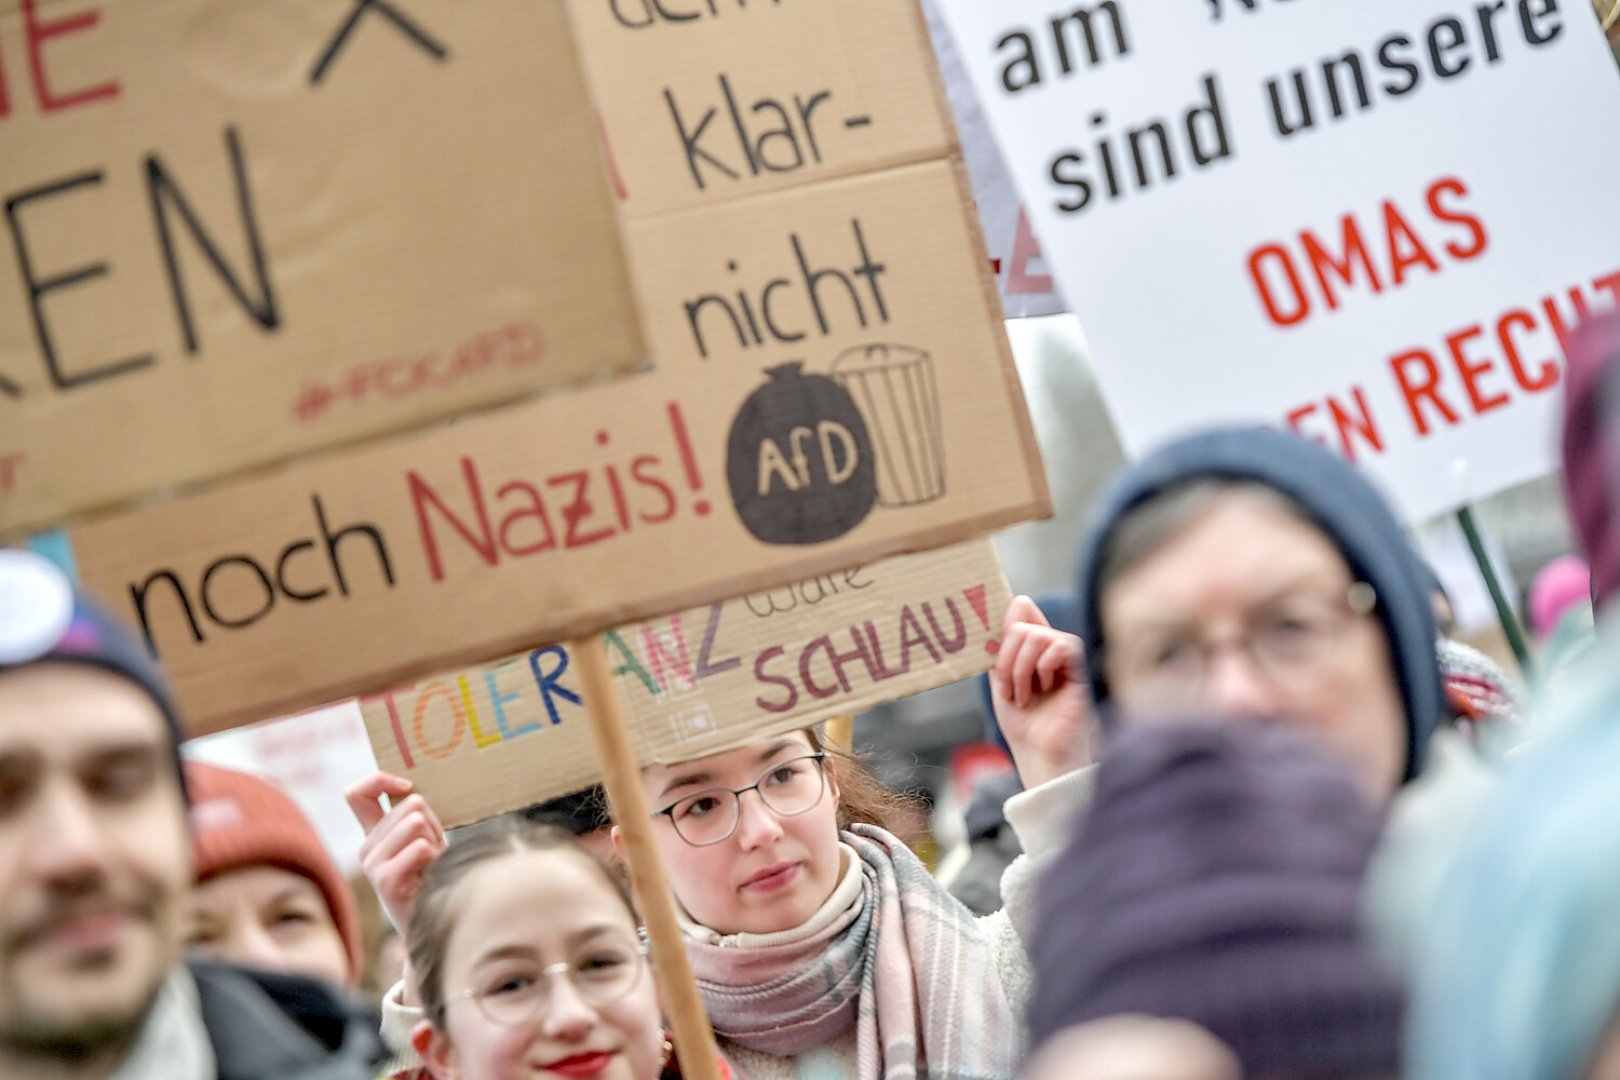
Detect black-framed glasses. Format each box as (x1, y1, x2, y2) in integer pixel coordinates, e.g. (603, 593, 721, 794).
(454, 936, 649, 1027)
(651, 753, 828, 847)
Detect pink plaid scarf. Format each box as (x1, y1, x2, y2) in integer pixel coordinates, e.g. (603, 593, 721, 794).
(684, 825, 1022, 1079)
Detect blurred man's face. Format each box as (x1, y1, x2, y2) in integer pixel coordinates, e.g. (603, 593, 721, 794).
(0, 664, 191, 1062)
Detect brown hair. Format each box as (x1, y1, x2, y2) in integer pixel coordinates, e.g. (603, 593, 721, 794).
(405, 816, 638, 1030)
(806, 727, 925, 846)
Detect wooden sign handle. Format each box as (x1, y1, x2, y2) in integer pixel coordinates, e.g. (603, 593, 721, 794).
(824, 715, 855, 755)
(572, 635, 725, 1080)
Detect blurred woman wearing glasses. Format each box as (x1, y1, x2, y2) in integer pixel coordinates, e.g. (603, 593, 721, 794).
(356, 602, 1091, 1080)
(398, 815, 728, 1080)
(970, 425, 1460, 1073)
(1071, 426, 1449, 798)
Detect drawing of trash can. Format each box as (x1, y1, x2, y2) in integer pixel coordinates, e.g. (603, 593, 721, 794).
(831, 344, 946, 507)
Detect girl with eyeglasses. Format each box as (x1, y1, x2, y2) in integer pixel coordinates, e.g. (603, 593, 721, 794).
(354, 599, 1091, 1080)
(391, 814, 730, 1080)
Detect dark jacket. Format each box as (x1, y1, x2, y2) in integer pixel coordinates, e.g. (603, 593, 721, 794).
(944, 770, 1026, 916)
(192, 962, 383, 1080)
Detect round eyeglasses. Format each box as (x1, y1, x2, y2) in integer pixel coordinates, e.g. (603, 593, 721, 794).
(455, 937, 648, 1027)
(1102, 582, 1379, 711)
(651, 753, 829, 847)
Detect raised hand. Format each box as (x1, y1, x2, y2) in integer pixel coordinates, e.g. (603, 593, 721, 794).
(991, 595, 1095, 789)
(345, 771, 448, 933)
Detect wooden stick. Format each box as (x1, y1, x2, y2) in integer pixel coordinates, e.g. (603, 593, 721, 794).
(824, 714, 855, 755)
(572, 635, 724, 1080)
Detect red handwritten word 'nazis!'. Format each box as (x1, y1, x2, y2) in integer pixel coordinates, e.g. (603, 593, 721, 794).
(409, 402, 712, 582)
(124, 403, 713, 660)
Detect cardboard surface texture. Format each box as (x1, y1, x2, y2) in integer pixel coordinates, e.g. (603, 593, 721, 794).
(359, 540, 1010, 829)
(69, 152, 1047, 736)
(0, 0, 640, 535)
(59, 0, 1051, 737)
(934, 0, 1620, 522)
(569, 0, 953, 219)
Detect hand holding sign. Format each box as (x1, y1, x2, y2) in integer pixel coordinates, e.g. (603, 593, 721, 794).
(991, 595, 1093, 789)
(345, 771, 448, 934)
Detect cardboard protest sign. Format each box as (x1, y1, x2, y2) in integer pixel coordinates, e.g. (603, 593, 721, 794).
(567, 0, 953, 218)
(65, 178, 1045, 737)
(934, 0, 1620, 521)
(61, 0, 1051, 737)
(625, 159, 1040, 515)
(0, 0, 640, 536)
(358, 540, 1009, 829)
(28, 9, 1044, 1075)
(568, 0, 1062, 333)
(570, 0, 1065, 316)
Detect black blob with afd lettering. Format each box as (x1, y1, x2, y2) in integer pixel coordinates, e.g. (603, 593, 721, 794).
(726, 362, 877, 545)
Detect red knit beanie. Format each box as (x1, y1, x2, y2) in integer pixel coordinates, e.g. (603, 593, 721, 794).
(184, 761, 362, 982)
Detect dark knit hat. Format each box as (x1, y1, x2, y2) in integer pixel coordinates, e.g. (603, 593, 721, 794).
(0, 549, 189, 801)
(1030, 722, 1404, 1076)
(1560, 310, 1620, 610)
(186, 761, 363, 982)
(522, 784, 613, 835)
(1074, 426, 1443, 781)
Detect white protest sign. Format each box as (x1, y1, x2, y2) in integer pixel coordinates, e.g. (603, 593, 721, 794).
(934, 0, 1620, 521)
(184, 701, 377, 876)
(920, 0, 1068, 318)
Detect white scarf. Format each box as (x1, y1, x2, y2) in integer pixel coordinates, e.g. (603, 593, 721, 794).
(110, 969, 215, 1080)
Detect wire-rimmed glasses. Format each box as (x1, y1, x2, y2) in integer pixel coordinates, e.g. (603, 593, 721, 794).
(454, 936, 649, 1027)
(650, 753, 829, 847)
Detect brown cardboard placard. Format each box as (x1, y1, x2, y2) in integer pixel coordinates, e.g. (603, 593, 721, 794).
(29, 8, 1038, 1071)
(358, 539, 1009, 829)
(0, 0, 640, 536)
(66, 159, 1047, 736)
(626, 159, 1034, 477)
(568, 0, 953, 218)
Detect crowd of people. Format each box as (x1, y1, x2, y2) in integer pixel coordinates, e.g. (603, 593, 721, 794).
(4, 302, 1620, 1080)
